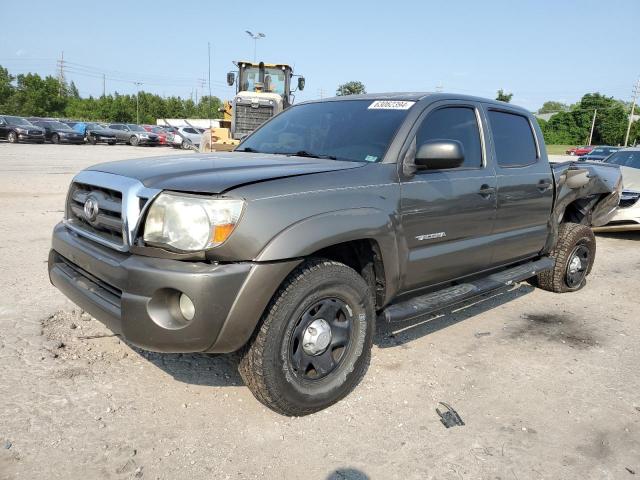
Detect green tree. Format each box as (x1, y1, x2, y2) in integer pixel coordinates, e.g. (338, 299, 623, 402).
(336, 81, 366, 96)
(496, 89, 513, 103)
(538, 101, 569, 114)
(0, 66, 15, 113)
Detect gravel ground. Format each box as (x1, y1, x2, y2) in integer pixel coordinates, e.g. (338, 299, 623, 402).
(0, 144, 639, 480)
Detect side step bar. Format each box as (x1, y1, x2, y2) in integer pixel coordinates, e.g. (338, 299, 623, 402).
(381, 257, 554, 323)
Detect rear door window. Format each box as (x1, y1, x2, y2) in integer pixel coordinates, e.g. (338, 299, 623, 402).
(488, 110, 538, 167)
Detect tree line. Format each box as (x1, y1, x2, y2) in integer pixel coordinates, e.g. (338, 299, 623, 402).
(0, 66, 223, 125)
(2, 66, 638, 145)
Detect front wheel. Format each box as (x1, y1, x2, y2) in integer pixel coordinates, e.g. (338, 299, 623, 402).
(535, 223, 596, 293)
(129, 135, 139, 146)
(7, 131, 18, 143)
(239, 259, 375, 416)
(51, 133, 60, 144)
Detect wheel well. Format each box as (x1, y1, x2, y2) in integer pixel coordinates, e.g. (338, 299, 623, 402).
(309, 239, 386, 309)
(562, 195, 601, 225)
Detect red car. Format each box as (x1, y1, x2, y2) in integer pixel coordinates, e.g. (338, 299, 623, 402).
(143, 125, 171, 145)
(566, 145, 594, 156)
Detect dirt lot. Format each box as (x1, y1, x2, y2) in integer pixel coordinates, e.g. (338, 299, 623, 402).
(0, 144, 639, 480)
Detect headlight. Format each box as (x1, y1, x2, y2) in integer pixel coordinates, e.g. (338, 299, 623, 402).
(143, 193, 244, 251)
(140, 133, 149, 138)
(16, 127, 27, 133)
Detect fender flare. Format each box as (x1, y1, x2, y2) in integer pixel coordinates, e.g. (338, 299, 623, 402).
(255, 208, 400, 301)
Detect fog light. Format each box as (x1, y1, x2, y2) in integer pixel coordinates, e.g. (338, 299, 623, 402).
(179, 294, 195, 321)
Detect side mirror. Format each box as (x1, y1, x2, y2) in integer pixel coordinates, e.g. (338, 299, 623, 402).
(227, 72, 235, 86)
(415, 140, 464, 170)
(297, 76, 305, 91)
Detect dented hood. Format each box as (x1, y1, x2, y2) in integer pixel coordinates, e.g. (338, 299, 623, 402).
(87, 151, 364, 193)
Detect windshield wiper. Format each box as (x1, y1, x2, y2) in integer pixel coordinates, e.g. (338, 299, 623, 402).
(276, 150, 338, 160)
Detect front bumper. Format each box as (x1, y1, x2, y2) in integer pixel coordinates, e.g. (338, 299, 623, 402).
(60, 135, 85, 144)
(18, 133, 45, 141)
(138, 137, 160, 145)
(48, 223, 299, 353)
(593, 202, 640, 232)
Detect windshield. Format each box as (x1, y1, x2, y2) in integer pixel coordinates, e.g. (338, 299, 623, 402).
(47, 121, 72, 130)
(127, 124, 146, 132)
(239, 65, 288, 96)
(85, 123, 102, 130)
(5, 116, 32, 126)
(590, 147, 617, 155)
(604, 151, 640, 169)
(238, 100, 413, 162)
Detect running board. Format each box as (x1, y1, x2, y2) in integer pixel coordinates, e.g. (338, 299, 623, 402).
(381, 257, 555, 323)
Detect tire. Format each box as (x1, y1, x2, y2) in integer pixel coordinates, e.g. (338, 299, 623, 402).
(238, 259, 375, 416)
(569, 151, 575, 156)
(108, 140, 116, 145)
(88, 135, 97, 145)
(130, 135, 139, 146)
(181, 139, 192, 150)
(7, 131, 18, 143)
(536, 222, 595, 293)
(51, 133, 60, 144)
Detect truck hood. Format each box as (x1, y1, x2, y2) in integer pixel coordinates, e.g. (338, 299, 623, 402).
(87, 152, 365, 193)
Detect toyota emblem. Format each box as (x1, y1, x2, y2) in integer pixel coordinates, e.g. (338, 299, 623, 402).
(83, 196, 99, 222)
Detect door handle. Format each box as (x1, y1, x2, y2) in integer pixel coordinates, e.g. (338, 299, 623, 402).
(537, 179, 552, 192)
(478, 184, 495, 198)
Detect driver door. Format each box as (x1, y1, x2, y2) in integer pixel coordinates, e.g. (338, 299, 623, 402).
(399, 102, 498, 291)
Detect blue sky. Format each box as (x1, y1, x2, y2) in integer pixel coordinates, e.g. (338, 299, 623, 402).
(0, 0, 637, 111)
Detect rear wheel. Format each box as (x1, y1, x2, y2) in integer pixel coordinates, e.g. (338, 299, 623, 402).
(535, 222, 595, 293)
(7, 131, 18, 143)
(239, 259, 375, 416)
(88, 135, 97, 145)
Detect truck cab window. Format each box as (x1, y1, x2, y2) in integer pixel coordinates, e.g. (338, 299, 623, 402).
(488, 110, 538, 167)
(416, 107, 482, 168)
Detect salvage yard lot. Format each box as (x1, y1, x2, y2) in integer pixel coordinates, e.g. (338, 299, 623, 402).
(1, 143, 639, 480)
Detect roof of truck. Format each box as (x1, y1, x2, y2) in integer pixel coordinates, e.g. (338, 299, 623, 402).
(302, 92, 533, 115)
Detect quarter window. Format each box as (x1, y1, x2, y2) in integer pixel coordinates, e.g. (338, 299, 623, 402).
(488, 110, 538, 167)
(415, 107, 483, 169)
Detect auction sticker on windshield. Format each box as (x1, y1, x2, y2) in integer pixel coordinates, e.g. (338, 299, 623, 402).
(368, 100, 415, 110)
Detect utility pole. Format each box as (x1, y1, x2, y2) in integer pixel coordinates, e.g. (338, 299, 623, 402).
(134, 82, 142, 124)
(318, 88, 325, 99)
(624, 78, 640, 147)
(587, 108, 597, 146)
(196, 77, 206, 104)
(102, 74, 106, 97)
(57, 51, 66, 96)
(208, 42, 213, 127)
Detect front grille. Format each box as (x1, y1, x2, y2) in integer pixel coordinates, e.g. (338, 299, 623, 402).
(235, 104, 274, 136)
(619, 191, 640, 209)
(66, 182, 124, 247)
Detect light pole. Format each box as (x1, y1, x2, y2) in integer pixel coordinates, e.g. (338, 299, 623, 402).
(133, 82, 142, 124)
(245, 31, 265, 62)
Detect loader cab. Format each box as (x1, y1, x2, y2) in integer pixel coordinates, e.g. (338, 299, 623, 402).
(226, 61, 304, 140)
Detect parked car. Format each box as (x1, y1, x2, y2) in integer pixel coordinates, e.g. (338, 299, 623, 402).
(566, 145, 594, 156)
(171, 126, 204, 149)
(143, 125, 171, 145)
(593, 147, 640, 231)
(108, 124, 160, 146)
(0, 115, 45, 143)
(31, 120, 85, 144)
(48, 93, 622, 416)
(75, 122, 118, 145)
(578, 146, 621, 161)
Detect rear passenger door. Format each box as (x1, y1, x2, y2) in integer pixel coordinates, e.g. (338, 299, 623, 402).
(399, 101, 497, 290)
(484, 107, 554, 265)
